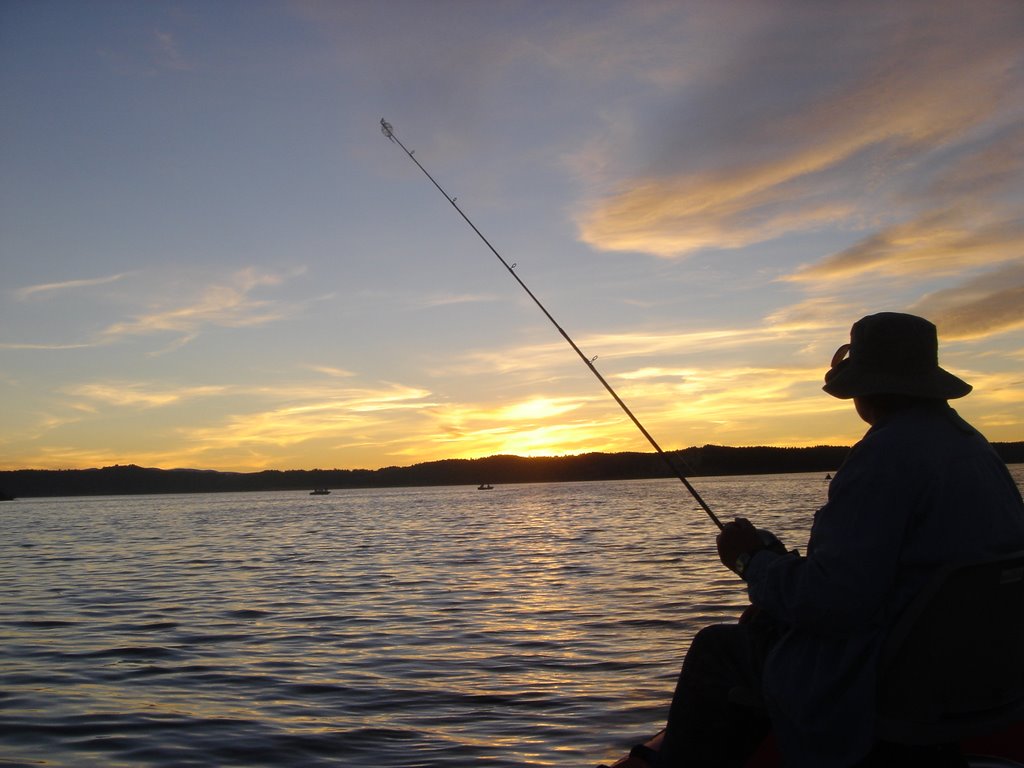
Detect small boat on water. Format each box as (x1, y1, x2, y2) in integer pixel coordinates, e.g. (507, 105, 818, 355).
(477, 484, 493, 490)
(309, 488, 331, 495)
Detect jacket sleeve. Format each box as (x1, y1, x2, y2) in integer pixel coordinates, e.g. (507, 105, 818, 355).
(745, 435, 915, 633)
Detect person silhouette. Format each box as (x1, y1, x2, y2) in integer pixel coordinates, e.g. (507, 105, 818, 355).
(649, 313, 1024, 768)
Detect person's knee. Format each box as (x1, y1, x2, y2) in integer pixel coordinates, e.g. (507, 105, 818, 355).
(681, 622, 763, 688)
(690, 623, 739, 655)
(681, 624, 741, 674)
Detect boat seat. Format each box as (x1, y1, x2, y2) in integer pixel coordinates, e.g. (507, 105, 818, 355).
(875, 550, 1024, 750)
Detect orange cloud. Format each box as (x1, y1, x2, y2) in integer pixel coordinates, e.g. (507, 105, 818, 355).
(912, 263, 1024, 340)
(574, 5, 1022, 259)
(67, 381, 229, 408)
(787, 213, 1024, 283)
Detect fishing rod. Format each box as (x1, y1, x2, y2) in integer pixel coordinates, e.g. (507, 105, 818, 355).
(380, 118, 722, 531)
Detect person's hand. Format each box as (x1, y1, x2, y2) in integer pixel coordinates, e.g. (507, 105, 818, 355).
(716, 517, 764, 574)
(757, 528, 788, 555)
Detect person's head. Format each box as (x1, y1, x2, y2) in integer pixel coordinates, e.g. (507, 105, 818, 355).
(823, 312, 971, 424)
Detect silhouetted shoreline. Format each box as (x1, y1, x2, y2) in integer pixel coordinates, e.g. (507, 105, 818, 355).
(2, 443, 1022, 499)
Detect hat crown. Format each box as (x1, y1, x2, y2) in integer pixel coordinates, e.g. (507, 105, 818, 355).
(850, 313, 938, 375)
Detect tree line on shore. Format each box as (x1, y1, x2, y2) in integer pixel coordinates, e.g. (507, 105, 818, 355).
(2, 442, 1022, 499)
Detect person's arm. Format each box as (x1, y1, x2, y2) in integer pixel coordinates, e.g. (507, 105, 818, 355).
(743, 440, 913, 633)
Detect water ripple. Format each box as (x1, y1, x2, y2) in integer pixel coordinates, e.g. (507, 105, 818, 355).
(2, 471, 1019, 766)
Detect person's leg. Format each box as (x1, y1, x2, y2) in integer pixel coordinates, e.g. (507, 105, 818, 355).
(655, 619, 776, 768)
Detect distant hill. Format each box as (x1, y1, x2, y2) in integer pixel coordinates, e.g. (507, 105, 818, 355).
(1, 442, 1022, 499)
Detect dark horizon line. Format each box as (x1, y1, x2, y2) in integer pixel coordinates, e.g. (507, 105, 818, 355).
(6, 441, 865, 475)
(2, 442, 1022, 499)
(4, 440, 1024, 476)
(3, 438, 1024, 476)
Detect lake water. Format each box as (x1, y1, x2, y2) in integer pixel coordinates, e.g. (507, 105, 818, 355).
(3, 469, 1022, 767)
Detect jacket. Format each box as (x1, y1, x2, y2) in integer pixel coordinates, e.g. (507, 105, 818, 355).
(744, 402, 1024, 767)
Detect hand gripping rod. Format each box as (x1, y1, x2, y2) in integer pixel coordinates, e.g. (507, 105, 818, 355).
(380, 119, 722, 530)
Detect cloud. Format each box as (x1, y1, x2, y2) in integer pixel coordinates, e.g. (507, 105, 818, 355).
(416, 358, 846, 458)
(3, 268, 304, 353)
(0, 341, 96, 351)
(416, 293, 498, 309)
(308, 365, 357, 378)
(924, 122, 1024, 202)
(62, 376, 437, 415)
(98, 267, 295, 350)
(16, 273, 129, 300)
(911, 263, 1024, 339)
(19, 377, 444, 469)
(786, 211, 1024, 283)
(438, 321, 825, 380)
(179, 383, 437, 451)
(763, 299, 859, 333)
(67, 381, 229, 408)
(577, 164, 858, 257)
(574, 1, 1024, 258)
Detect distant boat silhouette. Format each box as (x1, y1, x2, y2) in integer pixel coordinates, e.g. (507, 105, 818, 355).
(310, 488, 331, 495)
(477, 484, 493, 490)
(825, 473, 832, 480)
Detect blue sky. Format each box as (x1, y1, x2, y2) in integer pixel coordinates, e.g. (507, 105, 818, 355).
(2, 0, 1023, 472)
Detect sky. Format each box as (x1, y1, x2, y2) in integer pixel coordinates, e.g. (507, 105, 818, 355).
(2, 0, 1023, 473)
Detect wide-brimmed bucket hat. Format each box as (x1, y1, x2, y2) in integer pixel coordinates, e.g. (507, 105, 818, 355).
(823, 312, 972, 400)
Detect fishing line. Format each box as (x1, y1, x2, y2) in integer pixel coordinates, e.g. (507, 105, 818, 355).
(380, 118, 722, 530)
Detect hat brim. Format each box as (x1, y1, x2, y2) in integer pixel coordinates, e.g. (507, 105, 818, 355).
(822, 359, 972, 399)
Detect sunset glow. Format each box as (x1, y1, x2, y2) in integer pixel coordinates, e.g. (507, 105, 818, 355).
(2, 1, 1022, 472)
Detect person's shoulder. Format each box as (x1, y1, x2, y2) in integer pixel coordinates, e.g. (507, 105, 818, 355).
(844, 404, 957, 472)
(864, 403, 1005, 479)
(874, 402, 973, 441)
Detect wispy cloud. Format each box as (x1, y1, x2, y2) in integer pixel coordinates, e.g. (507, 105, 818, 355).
(16, 273, 129, 300)
(67, 381, 229, 408)
(98, 267, 297, 351)
(763, 299, 860, 333)
(0, 341, 96, 351)
(911, 263, 1024, 339)
(777, 214, 1024, 343)
(577, 164, 857, 257)
(179, 384, 437, 451)
(3, 267, 305, 354)
(575, 2, 1024, 259)
(410, 356, 852, 458)
(416, 292, 498, 309)
(307, 365, 357, 378)
(785, 212, 1024, 283)
(434, 322, 828, 381)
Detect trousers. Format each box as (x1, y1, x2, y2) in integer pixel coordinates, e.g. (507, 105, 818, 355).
(654, 613, 778, 768)
(651, 613, 969, 768)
